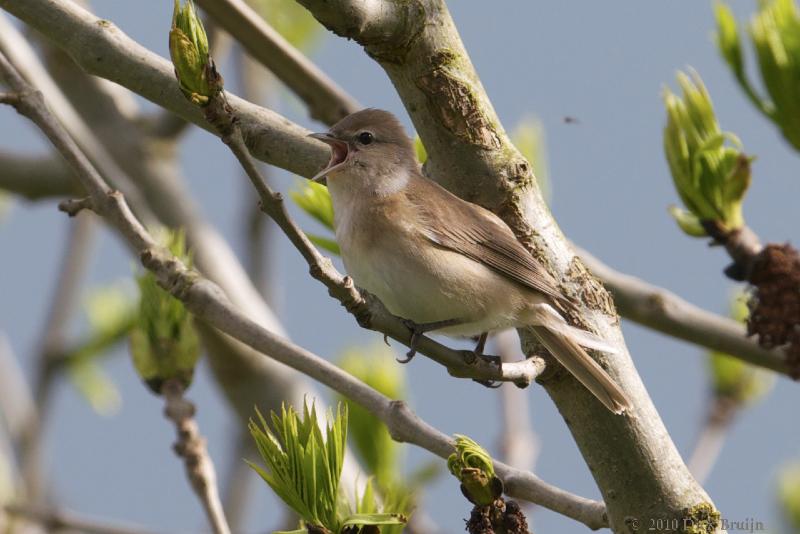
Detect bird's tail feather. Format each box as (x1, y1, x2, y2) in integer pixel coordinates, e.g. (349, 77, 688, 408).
(530, 308, 632, 414)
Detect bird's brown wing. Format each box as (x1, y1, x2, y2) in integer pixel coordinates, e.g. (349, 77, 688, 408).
(406, 176, 569, 305)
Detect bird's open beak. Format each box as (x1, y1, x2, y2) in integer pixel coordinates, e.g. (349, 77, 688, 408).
(308, 132, 349, 183)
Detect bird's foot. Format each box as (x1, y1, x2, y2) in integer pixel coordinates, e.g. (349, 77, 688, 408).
(397, 318, 462, 364)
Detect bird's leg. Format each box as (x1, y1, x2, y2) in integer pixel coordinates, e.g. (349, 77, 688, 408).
(469, 332, 504, 388)
(473, 332, 489, 357)
(398, 318, 463, 363)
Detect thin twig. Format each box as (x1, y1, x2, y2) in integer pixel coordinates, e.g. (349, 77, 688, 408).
(577, 246, 790, 376)
(238, 51, 278, 302)
(495, 330, 539, 473)
(0, 332, 35, 445)
(221, 430, 255, 533)
(0, 12, 158, 226)
(4, 503, 167, 534)
(0, 151, 80, 200)
(194, 0, 359, 125)
(202, 94, 545, 388)
(161, 379, 231, 534)
(687, 398, 737, 485)
(18, 214, 95, 499)
(0, 53, 607, 529)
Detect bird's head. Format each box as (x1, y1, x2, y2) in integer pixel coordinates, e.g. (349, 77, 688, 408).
(309, 108, 417, 184)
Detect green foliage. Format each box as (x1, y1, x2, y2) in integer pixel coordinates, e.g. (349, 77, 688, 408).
(663, 70, 752, 237)
(448, 435, 500, 506)
(248, 401, 406, 533)
(129, 230, 200, 394)
(715, 0, 800, 151)
(249, 0, 322, 51)
(707, 292, 774, 405)
(291, 180, 335, 230)
(337, 345, 438, 533)
(169, 0, 215, 105)
(63, 283, 136, 415)
(337, 345, 405, 487)
(413, 135, 427, 164)
(511, 118, 550, 202)
(290, 180, 339, 254)
(778, 463, 800, 531)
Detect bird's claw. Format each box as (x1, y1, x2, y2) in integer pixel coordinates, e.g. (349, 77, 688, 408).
(398, 319, 422, 364)
(396, 350, 415, 364)
(473, 379, 502, 388)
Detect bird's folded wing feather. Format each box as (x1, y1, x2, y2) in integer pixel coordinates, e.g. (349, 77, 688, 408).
(407, 177, 568, 304)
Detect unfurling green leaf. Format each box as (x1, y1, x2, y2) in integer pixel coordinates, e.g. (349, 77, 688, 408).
(169, 0, 219, 105)
(448, 435, 501, 506)
(64, 283, 136, 415)
(778, 463, 800, 530)
(129, 230, 200, 395)
(663, 70, 752, 237)
(290, 180, 340, 255)
(248, 401, 347, 532)
(291, 180, 335, 231)
(249, 0, 322, 51)
(715, 0, 800, 151)
(511, 118, 550, 202)
(249, 399, 409, 533)
(708, 292, 774, 405)
(413, 135, 427, 164)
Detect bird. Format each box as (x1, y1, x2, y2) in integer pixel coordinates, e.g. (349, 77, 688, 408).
(309, 108, 631, 414)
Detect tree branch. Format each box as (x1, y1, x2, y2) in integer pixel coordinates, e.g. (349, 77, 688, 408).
(194, 0, 359, 125)
(4, 503, 167, 534)
(0, 0, 328, 179)
(495, 330, 539, 473)
(577, 247, 790, 376)
(161, 379, 231, 534)
(0, 53, 607, 530)
(294, 0, 721, 530)
(0, 12, 158, 227)
(0, 151, 80, 199)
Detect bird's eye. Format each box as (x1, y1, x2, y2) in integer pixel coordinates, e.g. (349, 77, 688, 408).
(357, 131, 374, 145)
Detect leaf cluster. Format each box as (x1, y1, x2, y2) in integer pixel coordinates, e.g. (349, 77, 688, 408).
(715, 0, 800, 151)
(663, 70, 751, 237)
(129, 230, 200, 394)
(249, 401, 406, 533)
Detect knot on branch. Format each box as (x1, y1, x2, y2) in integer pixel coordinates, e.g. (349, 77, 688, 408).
(140, 247, 198, 300)
(746, 243, 800, 378)
(58, 197, 94, 217)
(339, 282, 374, 329)
(384, 400, 415, 443)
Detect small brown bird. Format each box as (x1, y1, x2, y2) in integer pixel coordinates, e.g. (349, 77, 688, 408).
(309, 109, 631, 413)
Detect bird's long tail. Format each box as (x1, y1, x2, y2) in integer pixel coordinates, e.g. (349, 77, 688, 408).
(531, 305, 632, 414)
